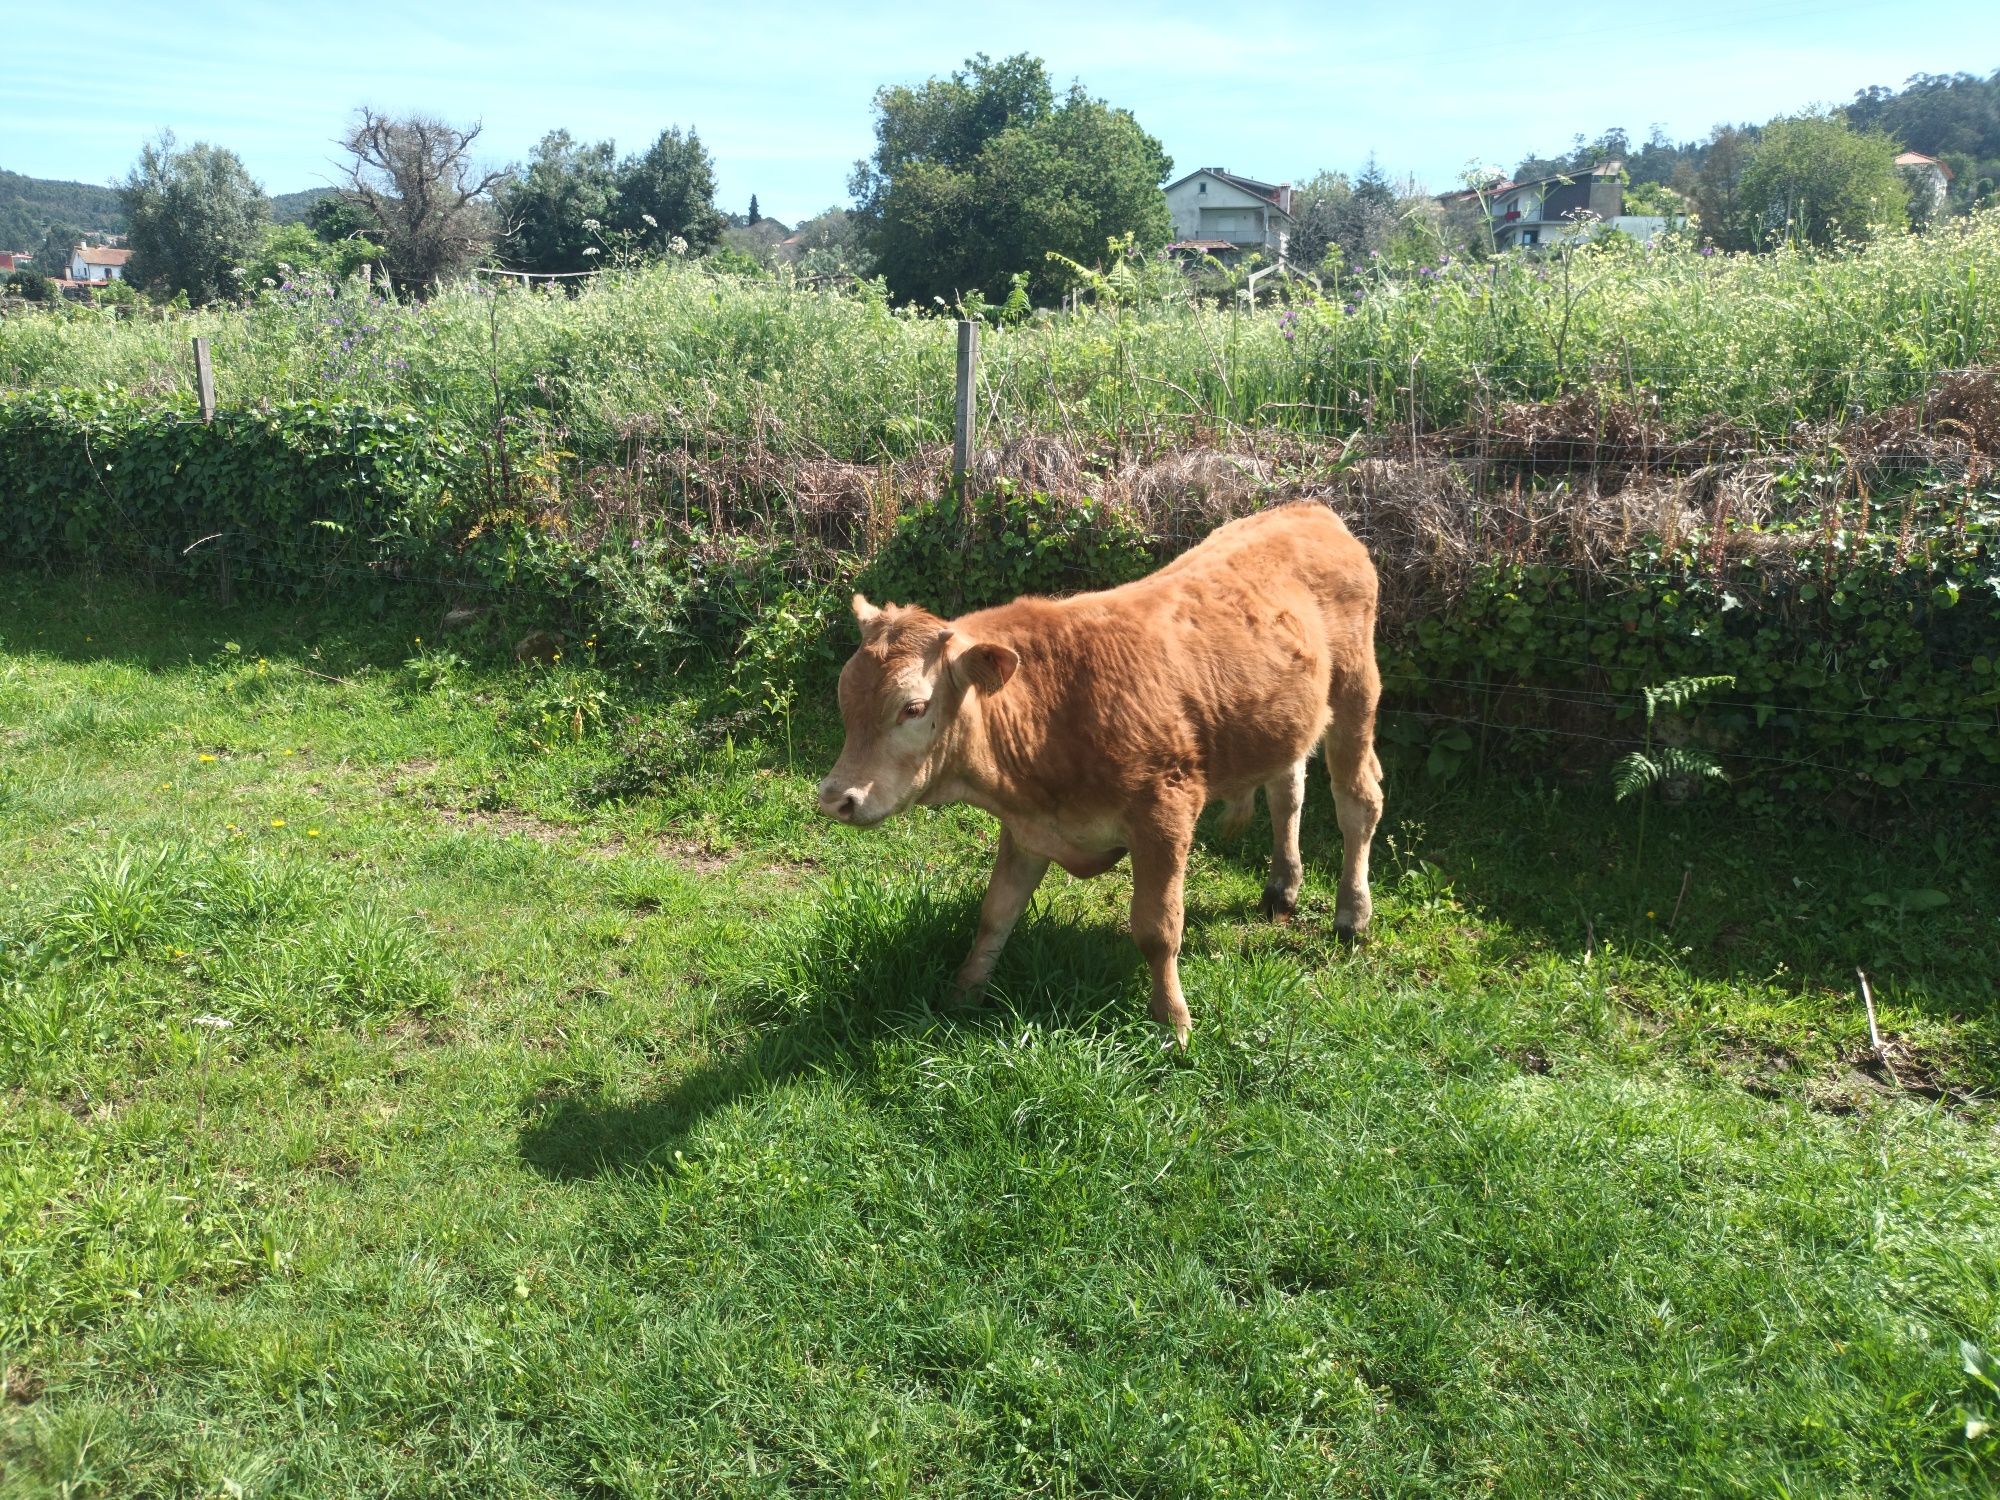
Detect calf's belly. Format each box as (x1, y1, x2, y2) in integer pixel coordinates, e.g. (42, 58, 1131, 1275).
(1004, 814, 1128, 879)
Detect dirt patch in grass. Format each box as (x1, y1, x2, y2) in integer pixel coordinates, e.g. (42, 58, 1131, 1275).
(420, 796, 738, 876)
(3, 1366, 45, 1404)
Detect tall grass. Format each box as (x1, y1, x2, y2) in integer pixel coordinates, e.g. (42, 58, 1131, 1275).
(4, 213, 1997, 465)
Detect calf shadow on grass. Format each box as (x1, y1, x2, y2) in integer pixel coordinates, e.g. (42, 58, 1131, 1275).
(518, 876, 1149, 1181)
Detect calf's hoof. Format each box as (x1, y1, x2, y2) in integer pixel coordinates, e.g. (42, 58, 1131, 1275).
(1259, 887, 1298, 925)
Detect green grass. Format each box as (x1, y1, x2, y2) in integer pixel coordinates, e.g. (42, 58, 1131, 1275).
(3, 574, 1998, 1497)
(5, 212, 1999, 465)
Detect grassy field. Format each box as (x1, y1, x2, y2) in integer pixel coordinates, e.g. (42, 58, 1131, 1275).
(5, 213, 2000, 464)
(3, 574, 1998, 1498)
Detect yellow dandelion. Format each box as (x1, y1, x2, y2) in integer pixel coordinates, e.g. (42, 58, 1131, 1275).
(198, 753, 216, 763)
(306, 828, 321, 838)
(159, 781, 170, 791)
(1646, 910, 1657, 920)
(282, 748, 296, 757)
(270, 818, 287, 828)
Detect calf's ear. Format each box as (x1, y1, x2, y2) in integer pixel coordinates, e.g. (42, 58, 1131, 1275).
(945, 635, 1019, 695)
(851, 594, 883, 635)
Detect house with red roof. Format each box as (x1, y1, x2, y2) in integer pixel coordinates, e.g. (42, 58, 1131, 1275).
(68, 244, 131, 283)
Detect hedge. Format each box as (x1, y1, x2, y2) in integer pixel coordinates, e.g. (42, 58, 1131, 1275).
(3, 389, 1995, 805)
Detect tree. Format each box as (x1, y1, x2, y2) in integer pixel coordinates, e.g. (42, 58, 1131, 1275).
(240, 222, 382, 292)
(340, 110, 505, 290)
(1692, 125, 1757, 249)
(786, 205, 871, 280)
(4, 269, 55, 301)
(613, 127, 723, 253)
(851, 52, 1172, 306)
(1289, 170, 1352, 270)
(305, 191, 377, 245)
(748, 194, 760, 225)
(496, 130, 620, 274)
(37, 221, 80, 279)
(119, 133, 268, 302)
(1736, 113, 1907, 248)
(1324, 157, 1401, 267)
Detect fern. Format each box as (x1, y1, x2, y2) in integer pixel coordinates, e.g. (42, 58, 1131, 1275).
(1613, 747, 1729, 802)
(1618, 675, 1736, 888)
(1641, 674, 1736, 724)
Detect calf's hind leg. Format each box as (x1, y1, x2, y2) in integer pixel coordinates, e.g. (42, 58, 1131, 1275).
(1324, 662, 1384, 939)
(1259, 755, 1310, 923)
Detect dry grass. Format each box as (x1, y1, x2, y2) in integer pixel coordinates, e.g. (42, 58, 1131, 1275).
(540, 368, 1997, 630)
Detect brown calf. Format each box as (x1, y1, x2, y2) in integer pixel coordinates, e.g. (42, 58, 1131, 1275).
(816, 502, 1384, 1044)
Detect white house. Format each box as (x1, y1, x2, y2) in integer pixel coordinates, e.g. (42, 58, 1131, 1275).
(1895, 152, 1953, 214)
(68, 245, 131, 283)
(1164, 168, 1295, 263)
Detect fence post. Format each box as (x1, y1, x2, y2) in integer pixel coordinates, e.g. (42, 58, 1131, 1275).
(953, 318, 978, 507)
(192, 336, 216, 423)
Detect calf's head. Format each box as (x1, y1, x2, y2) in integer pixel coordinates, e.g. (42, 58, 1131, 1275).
(817, 594, 1018, 826)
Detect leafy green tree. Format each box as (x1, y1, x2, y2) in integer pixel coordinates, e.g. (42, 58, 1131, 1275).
(4, 269, 56, 301)
(747, 194, 760, 225)
(1692, 125, 1757, 248)
(785, 205, 870, 280)
(305, 192, 376, 245)
(1736, 113, 1907, 248)
(851, 53, 1172, 306)
(1324, 157, 1401, 267)
(37, 222, 81, 279)
(1287, 169, 1351, 270)
(119, 133, 269, 302)
(497, 130, 620, 274)
(613, 127, 723, 253)
(240, 222, 382, 291)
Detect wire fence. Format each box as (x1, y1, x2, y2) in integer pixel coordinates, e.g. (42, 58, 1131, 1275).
(9, 349, 1997, 797)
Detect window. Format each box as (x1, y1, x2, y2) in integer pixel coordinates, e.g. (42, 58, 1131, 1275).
(1198, 182, 1206, 194)
(1521, 230, 1539, 247)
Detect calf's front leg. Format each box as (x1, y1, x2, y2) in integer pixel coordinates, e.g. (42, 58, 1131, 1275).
(1129, 815, 1196, 1047)
(954, 827, 1050, 995)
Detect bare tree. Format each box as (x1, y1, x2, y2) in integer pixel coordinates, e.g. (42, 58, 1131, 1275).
(340, 109, 506, 290)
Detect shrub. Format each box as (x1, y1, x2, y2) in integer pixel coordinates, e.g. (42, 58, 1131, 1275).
(1380, 486, 2000, 802)
(0, 389, 452, 592)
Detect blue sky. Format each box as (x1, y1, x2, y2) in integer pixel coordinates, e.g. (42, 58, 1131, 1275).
(7, 0, 1997, 224)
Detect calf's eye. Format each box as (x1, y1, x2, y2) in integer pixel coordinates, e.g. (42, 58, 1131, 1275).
(900, 699, 929, 722)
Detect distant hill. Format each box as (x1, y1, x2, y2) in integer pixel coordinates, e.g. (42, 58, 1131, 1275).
(1, 171, 343, 253)
(0, 169, 124, 252)
(272, 186, 339, 224)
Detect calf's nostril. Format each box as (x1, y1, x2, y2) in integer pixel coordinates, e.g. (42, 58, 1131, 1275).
(838, 793, 858, 819)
